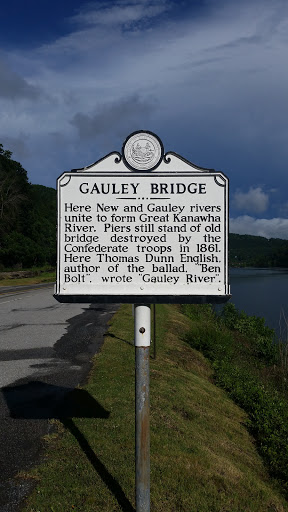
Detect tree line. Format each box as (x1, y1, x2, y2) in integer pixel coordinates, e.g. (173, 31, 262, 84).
(229, 233, 288, 267)
(0, 144, 56, 269)
(0, 144, 288, 270)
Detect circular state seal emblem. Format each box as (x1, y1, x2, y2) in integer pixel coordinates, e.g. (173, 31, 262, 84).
(122, 131, 163, 171)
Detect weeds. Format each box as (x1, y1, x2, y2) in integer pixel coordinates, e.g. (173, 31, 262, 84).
(183, 303, 288, 496)
(220, 303, 277, 364)
(278, 309, 288, 392)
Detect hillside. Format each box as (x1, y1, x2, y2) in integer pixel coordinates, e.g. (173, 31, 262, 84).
(0, 144, 56, 269)
(229, 233, 288, 267)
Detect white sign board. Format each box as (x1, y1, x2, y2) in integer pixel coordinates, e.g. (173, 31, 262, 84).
(54, 131, 230, 303)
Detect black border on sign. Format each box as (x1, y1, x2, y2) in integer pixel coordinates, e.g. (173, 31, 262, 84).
(55, 171, 230, 304)
(69, 150, 217, 174)
(54, 293, 231, 304)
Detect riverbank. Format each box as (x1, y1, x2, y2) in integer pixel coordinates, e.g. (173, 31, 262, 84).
(183, 302, 288, 496)
(22, 304, 287, 511)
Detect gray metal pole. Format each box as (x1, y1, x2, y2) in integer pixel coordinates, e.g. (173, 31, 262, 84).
(153, 304, 156, 360)
(134, 304, 150, 512)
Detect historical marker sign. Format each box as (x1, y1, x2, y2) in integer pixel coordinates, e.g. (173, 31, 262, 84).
(54, 131, 230, 303)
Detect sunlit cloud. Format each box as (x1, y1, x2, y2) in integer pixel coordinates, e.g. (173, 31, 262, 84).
(230, 216, 288, 240)
(232, 187, 269, 214)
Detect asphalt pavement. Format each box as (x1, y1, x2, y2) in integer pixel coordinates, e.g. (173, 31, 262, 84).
(0, 284, 118, 511)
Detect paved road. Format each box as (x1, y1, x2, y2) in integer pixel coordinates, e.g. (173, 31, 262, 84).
(0, 284, 118, 511)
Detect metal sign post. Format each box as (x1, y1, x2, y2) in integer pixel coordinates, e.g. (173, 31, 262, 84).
(153, 304, 156, 359)
(54, 130, 230, 511)
(134, 304, 151, 512)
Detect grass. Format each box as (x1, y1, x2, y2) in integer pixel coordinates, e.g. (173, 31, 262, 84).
(22, 304, 288, 512)
(0, 268, 55, 286)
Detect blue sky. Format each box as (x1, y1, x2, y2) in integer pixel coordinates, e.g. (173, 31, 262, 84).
(1, 0, 288, 239)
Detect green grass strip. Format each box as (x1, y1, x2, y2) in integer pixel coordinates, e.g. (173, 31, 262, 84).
(0, 269, 56, 286)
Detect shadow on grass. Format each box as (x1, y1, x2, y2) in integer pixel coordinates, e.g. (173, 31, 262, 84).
(3, 381, 135, 512)
(63, 417, 135, 512)
(108, 332, 134, 347)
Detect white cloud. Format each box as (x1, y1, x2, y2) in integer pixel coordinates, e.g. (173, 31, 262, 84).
(70, 0, 170, 29)
(230, 216, 288, 240)
(232, 187, 269, 214)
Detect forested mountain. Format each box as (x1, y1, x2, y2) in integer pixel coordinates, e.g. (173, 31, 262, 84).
(229, 233, 288, 267)
(0, 144, 288, 269)
(0, 145, 56, 269)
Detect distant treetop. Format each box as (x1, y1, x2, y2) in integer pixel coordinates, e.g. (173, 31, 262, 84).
(0, 143, 12, 159)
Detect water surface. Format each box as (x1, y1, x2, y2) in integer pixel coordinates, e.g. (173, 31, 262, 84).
(229, 267, 288, 337)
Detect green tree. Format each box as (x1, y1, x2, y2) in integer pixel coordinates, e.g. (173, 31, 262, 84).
(0, 145, 29, 234)
(0, 145, 56, 269)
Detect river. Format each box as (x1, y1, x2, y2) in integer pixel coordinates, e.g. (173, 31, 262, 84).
(228, 267, 288, 338)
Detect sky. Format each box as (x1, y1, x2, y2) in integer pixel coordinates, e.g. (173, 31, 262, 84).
(0, 0, 288, 239)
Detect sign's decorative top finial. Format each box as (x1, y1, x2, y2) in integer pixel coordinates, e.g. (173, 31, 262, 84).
(122, 130, 164, 171)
